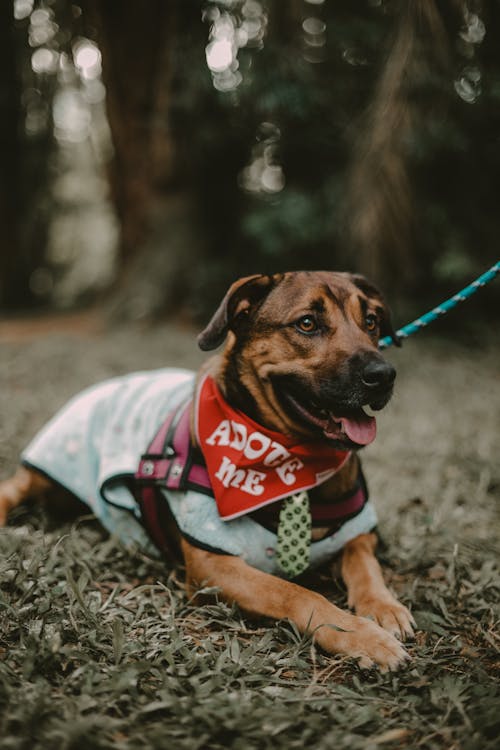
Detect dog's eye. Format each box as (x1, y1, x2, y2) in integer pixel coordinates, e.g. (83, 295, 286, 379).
(365, 314, 378, 332)
(295, 316, 318, 334)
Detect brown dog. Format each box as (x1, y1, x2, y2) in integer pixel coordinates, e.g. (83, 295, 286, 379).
(0, 271, 414, 670)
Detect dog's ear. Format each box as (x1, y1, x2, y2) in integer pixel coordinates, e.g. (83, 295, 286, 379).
(198, 274, 277, 351)
(349, 274, 401, 347)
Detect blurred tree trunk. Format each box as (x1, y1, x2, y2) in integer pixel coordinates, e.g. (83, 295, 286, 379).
(81, 0, 207, 320)
(344, 0, 463, 295)
(0, 2, 57, 310)
(81, 0, 173, 260)
(0, 2, 21, 307)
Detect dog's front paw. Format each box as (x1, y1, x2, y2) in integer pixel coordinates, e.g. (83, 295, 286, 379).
(354, 593, 416, 641)
(318, 610, 410, 671)
(340, 616, 410, 672)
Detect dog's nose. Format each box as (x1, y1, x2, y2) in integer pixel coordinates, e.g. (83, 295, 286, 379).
(361, 360, 396, 390)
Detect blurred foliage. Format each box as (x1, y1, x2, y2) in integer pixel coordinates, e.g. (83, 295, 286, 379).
(1, 0, 500, 320)
(185, 0, 500, 317)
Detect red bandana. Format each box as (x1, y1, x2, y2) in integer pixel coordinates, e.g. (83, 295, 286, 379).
(194, 375, 350, 520)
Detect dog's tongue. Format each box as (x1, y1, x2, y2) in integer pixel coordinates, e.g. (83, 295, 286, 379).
(326, 413, 377, 446)
(341, 414, 377, 446)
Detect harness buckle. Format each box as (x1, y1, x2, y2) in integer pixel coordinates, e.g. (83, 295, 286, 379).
(141, 460, 155, 477)
(170, 461, 183, 478)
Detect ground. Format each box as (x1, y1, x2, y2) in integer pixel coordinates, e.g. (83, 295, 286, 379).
(0, 314, 499, 750)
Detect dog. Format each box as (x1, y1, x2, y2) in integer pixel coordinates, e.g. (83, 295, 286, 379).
(0, 271, 415, 670)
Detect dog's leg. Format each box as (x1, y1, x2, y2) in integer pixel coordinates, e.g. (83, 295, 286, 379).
(182, 538, 409, 671)
(0, 466, 51, 526)
(341, 532, 415, 640)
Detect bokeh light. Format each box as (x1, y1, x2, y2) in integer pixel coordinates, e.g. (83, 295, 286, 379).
(239, 122, 285, 196)
(302, 10, 327, 63)
(73, 39, 102, 81)
(53, 88, 91, 143)
(206, 39, 233, 73)
(454, 10, 485, 104)
(29, 7, 58, 47)
(455, 66, 482, 104)
(460, 12, 485, 45)
(31, 47, 59, 75)
(204, 0, 267, 93)
(13, 0, 34, 21)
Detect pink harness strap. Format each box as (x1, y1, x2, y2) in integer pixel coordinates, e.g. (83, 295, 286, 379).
(135, 400, 212, 549)
(136, 400, 211, 492)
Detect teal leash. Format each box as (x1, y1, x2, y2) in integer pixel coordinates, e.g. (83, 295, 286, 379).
(379, 261, 500, 350)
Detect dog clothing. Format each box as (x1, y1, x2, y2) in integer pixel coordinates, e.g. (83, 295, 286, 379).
(22, 369, 377, 577)
(193, 374, 351, 519)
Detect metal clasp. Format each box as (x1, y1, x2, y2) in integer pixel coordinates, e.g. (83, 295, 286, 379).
(142, 460, 155, 477)
(170, 461, 183, 478)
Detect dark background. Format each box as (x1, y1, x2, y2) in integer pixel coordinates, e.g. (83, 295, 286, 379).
(1, 0, 499, 326)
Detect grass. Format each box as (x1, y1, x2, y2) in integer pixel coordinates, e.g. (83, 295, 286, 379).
(0, 322, 499, 749)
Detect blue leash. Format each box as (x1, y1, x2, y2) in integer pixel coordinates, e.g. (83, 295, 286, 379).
(379, 260, 500, 350)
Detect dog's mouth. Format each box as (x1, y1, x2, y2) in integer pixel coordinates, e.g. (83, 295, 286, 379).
(278, 388, 378, 449)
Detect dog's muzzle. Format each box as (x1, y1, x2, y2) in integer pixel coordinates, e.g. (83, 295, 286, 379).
(273, 353, 396, 449)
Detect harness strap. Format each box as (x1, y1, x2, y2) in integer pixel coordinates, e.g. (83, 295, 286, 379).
(135, 398, 213, 551)
(136, 398, 211, 492)
(139, 485, 171, 552)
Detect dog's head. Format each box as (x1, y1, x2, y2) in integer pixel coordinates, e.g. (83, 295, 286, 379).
(198, 271, 400, 449)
